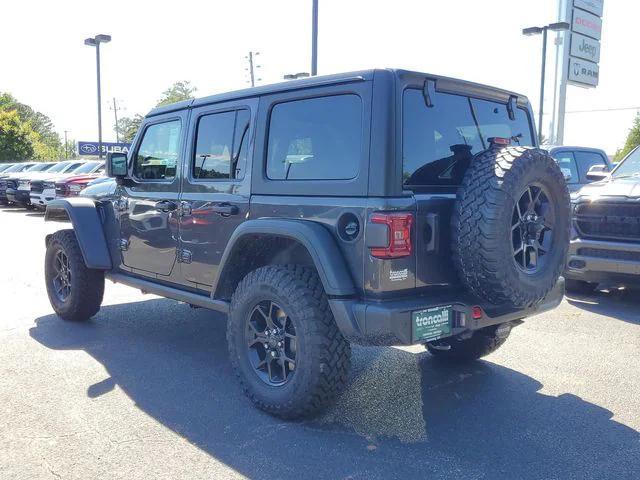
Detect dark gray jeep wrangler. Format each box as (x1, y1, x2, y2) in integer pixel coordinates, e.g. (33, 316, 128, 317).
(44, 69, 569, 419)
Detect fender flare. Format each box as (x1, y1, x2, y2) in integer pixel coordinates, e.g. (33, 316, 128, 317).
(213, 219, 356, 298)
(45, 198, 112, 270)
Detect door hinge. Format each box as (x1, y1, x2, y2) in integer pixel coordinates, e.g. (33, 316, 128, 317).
(119, 239, 130, 251)
(177, 249, 192, 264)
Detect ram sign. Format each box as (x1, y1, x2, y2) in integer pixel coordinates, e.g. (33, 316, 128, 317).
(567, 0, 604, 88)
(78, 141, 131, 156)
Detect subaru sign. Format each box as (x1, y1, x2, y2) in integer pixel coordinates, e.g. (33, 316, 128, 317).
(78, 141, 131, 156)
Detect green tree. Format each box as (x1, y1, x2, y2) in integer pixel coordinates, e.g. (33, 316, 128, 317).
(614, 113, 640, 162)
(0, 109, 35, 161)
(156, 81, 197, 107)
(0, 92, 63, 160)
(115, 114, 144, 143)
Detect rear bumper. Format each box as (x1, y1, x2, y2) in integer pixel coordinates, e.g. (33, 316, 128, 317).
(565, 238, 640, 285)
(329, 278, 565, 346)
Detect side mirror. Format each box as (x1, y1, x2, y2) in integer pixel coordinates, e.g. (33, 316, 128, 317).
(106, 152, 128, 178)
(586, 164, 609, 181)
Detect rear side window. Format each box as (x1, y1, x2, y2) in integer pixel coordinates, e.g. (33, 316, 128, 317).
(193, 109, 250, 180)
(402, 89, 534, 187)
(553, 151, 579, 184)
(266, 94, 362, 180)
(574, 151, 607, 182)
(134, 120, 181, 181)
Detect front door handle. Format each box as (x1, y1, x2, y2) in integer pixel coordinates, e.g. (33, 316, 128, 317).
(155, 200, 178, 212)
(211, 203, 239, 216)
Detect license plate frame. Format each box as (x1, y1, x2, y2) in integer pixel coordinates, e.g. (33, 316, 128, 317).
(412, 305, 453, 343)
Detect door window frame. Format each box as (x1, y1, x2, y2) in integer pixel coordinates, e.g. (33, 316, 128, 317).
(187, 106, 252, 183)
(130, 116, 184, 185)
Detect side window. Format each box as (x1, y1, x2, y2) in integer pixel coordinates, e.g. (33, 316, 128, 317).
(192, 109, 251, 180)
(553, 151, 579, 184)
(133, 120, 181, 181)
(266, 94, 362, 180)
(574, 151, 607, 182)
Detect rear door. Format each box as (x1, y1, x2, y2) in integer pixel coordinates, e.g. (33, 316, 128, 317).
(402, 88, 535, 288)
(177, 99, 255, 288)
(118, 114, 187, 277)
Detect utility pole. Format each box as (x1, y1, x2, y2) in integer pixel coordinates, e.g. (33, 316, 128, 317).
(112, 98, 121, 143)
(311, 0, 318, 75)
(245, 51, 261, 87)
(64, 130, 69, 160)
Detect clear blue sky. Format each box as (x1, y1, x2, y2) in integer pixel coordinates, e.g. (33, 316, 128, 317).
(0, 0, 633, 154)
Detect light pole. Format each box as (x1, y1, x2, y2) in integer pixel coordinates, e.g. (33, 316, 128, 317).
(311, 0, 318, 75)
(84, 34, 111, 159)
(523, 22, 569, 143)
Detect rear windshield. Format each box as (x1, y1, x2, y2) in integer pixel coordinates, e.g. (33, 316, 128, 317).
(402, 89, 534, 187)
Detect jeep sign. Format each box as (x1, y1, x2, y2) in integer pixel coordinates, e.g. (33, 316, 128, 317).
(570, 32, 601, 63)
(78, 141, 131, 156)
(568, 57, 599, 87)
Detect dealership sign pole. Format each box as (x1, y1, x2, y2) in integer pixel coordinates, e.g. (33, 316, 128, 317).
(552, 0, 603, 145)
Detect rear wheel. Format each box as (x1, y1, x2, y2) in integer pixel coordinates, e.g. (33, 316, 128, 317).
(426, 323, 513, 362)
(45, 229, 104, 321)
(227, 265, 350, 419)
(565, 279, 598, 295)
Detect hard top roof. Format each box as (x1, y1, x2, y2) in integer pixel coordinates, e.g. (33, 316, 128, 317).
(147, 68, 529, 117)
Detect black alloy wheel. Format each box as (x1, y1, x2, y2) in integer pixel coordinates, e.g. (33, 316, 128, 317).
(245, 300, 297, 386)
(52, 249, 72, 302)
(511, 183, 555, 274)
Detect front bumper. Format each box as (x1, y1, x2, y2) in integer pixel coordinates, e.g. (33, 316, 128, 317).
(565, 238, 640, 285)
(13, 188, 31, 205)
(329, 278, 565, 346)
(30, 188, 56, 209)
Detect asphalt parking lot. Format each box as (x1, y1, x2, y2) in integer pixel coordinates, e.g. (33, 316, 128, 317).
(1, 205, 639, 480)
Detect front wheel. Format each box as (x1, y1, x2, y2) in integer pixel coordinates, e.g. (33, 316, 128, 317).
(227, 265, 351, 419)
(45, 229, 105, 321)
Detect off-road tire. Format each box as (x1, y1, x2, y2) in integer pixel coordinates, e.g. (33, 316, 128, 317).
(227, 265, 350, 419)
(45, 229, 104, 321)
(452, 146, 570, 308)
(565, 279, 598, 295)
(427, 324, 511, 362)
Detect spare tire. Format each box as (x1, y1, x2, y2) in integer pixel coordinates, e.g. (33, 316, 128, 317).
(452, 146, 570, 308)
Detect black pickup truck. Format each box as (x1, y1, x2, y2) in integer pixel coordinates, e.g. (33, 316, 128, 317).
(43, 69, 570, 418)
(566, 146, 640, 293)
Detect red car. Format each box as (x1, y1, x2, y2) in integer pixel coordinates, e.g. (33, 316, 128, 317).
(55, 174, 105, 197)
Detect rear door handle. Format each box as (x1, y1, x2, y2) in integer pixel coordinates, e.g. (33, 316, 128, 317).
(211, 203, 239, 216)
(155, 200, 178, 212)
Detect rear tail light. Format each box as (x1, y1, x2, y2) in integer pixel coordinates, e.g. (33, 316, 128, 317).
(472, 306, 483, 319)
(369, 213, 413, 259)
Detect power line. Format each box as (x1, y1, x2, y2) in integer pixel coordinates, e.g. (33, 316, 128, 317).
(565, 106, 640, 114)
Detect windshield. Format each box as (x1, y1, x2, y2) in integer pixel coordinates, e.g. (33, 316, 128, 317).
(612, 146, 640, 178)
(72, 161, 102, 174)
(5, 163, 34, 173)
(47, 161, 73, 173)
(26, 163, 55, 172)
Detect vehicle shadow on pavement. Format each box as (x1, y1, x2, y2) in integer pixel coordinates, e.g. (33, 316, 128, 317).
(30, 299, 640, 480)
(566, 289, 640, 324)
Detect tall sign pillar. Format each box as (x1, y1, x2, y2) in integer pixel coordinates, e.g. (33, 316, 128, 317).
(551, 0, 603, 145)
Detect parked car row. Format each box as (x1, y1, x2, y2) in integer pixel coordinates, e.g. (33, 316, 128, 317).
(0, 160, 109, 210)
